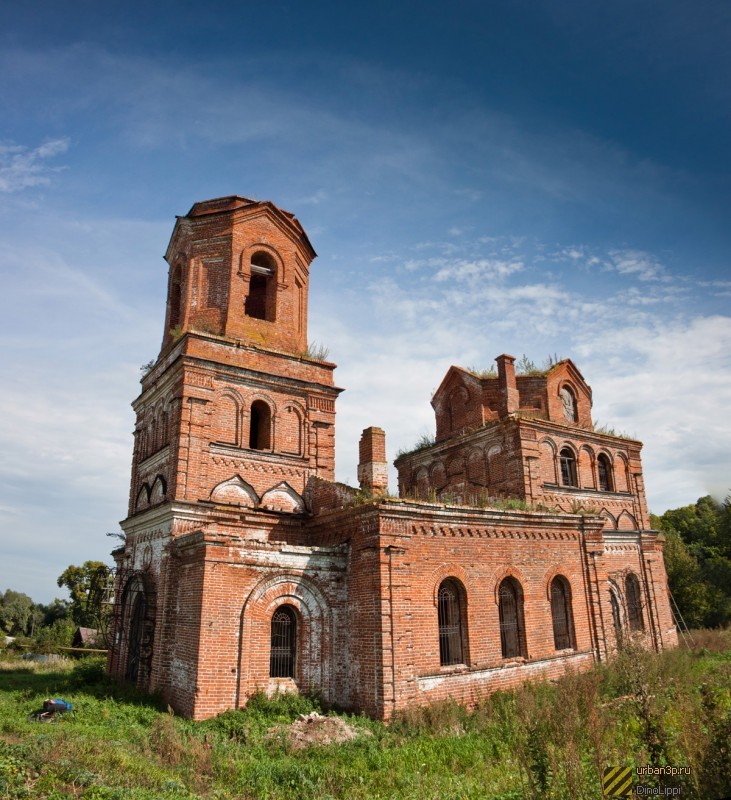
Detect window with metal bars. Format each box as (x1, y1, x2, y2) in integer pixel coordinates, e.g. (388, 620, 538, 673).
(550, 576, 574, 650)
(437, 579, 464, 666)
(597, 453, 613, 491)
(499, 578, 525, 659)
(269, 605, 296, 678)
(625, 573, 644, 632)
(559, 448, 578, 487)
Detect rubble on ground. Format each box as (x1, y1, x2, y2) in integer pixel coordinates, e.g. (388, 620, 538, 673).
(267, 712, 372, 750)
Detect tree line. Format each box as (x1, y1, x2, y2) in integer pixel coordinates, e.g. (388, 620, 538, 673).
(0, 560, 111, 651)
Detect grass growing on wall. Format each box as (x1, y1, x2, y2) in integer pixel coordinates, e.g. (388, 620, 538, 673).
(1, 631, 729, 799)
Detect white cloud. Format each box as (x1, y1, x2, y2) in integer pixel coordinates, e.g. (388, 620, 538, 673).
(584, 315, 731, 510)
(699, 279, 731, 297)
(608, 249, 668, 282)
(549, 245, 674, 283)
(0, 211, 168, 601)
(433, 258, 524, 282)
(0, 138, 69, 192)
(320, 233, 731, 518)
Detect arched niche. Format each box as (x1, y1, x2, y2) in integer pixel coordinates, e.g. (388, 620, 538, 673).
(210, 476, 259, 507)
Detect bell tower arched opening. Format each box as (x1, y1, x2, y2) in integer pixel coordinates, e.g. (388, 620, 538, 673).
(245, 251, 277, 322)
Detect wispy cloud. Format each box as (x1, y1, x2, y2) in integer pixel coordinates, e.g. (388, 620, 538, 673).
(297, 189, 329, 205)
(550, 245, 669, 281)
(433, 258, 524, 282)
(0, 42, 691, 225)
(0, 138, 69, 192)
(608, 249, 668, 282)
(699, 279, 731, 297)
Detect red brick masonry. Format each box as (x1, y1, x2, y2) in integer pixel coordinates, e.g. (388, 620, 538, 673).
(108, 196, 677, 720)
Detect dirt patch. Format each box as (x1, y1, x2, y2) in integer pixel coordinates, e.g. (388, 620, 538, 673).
(267, 712, 372, 750)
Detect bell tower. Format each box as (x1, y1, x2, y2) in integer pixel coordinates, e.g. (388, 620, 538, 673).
(126, 196, 341, 525)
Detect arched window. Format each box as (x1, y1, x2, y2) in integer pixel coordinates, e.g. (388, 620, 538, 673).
(137, 428, 147, 460)
(550, 576, 575, 650)
(215, 395, 239, 446)
(149, 417, 158, 453)
(245, 251, 276, 321)
(269, 605, 296, 678)
(499, 577, 526, 659)
(249, 400, 271, 450)
(414, 467, 429, 500)
(437, 579, 464, 666)
(625, 573, 644, 632)
(559, 448, 578, 487)
(122, 578, 150, 684)
(597, 454, 613, 491)
(560, 386, 577, 422)
(280, 406, 303, 456)
(609, 589, 623, 637)
(169, 266, 182, 330)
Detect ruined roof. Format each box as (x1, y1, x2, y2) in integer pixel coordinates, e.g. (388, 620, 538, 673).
(173, 195, 316, 260)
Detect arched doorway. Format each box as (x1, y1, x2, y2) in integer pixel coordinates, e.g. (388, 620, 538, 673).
(118, 573, 155, 687)
(126, 591, 147, 682)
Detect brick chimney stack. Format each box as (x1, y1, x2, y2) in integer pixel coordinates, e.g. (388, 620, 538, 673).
(357, 427, 388, 496)
(496, 354, 519, 418)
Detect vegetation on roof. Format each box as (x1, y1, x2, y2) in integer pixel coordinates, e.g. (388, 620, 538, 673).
(515, 353, 566, 377)
(465, 365, 497, 378)
(468, 354, 567, 379)
(295, 341, 331, 363)
(593, 421, 636, 440)
(395, 433, 436, 460)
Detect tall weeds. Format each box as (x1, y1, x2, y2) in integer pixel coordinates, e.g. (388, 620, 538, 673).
(1, 632, 730, 799)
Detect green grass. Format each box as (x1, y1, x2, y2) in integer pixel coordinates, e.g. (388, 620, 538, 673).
(1, 633, 729, 799)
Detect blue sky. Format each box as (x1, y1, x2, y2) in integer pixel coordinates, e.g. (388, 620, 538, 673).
(1, 0, 729, 603)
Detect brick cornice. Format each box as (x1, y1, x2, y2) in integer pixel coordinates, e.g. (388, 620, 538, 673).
(517, 417, 642, 449)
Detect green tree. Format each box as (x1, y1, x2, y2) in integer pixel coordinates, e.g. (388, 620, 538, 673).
(658, 528, 714, 628)
(660, 495, 728, 556)
(39, 597, 72, 627)
(654, 495, 731, 628)
(32, 617, 74, 653)
(57, 561, 111, 627)
(0, 589, 34, 636)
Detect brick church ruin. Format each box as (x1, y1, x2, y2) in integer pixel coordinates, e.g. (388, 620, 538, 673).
(108, 195, 677, 720)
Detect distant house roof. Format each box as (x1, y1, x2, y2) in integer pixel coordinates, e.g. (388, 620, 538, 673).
(72, 627, 100, 647)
